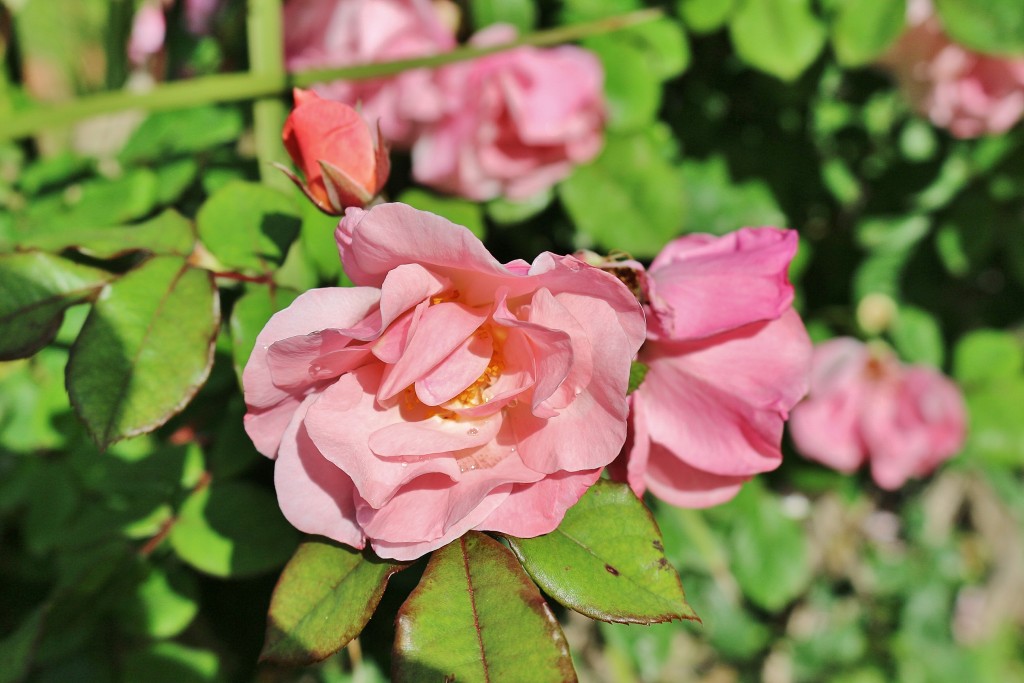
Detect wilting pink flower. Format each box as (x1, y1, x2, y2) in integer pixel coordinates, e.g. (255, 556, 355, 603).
(789, 338, 966, 489)
(879, 0, 1024, 138)
(283, 0, 456, 147)
(615, 228, 812, 507)
(243, 203, 645, 560)
(281, 89, 390, 214)
(128, 1, 167, 65)
(411, 24, 605, 201)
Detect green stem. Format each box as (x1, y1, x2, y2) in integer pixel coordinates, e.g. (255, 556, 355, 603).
(247, 0, 290, 190)
(0, 8, 660, 142)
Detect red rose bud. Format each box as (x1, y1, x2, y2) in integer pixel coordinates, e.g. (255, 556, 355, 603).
(280, 89, 390, 214)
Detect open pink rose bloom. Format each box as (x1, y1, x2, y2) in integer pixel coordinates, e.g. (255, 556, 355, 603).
(880, 0, 1024, 138)
(242, 204, 644, 560)
(789, 338, 966, 490)
(617, 228, 813, 507)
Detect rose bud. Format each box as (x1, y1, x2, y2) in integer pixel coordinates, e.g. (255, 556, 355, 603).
(280, 88, 390, 214)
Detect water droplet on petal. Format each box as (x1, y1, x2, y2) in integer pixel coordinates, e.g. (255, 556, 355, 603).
(507, 398, 519, 408)
(574, 387, 583, 396)
(469, 464, 477, 470)
(401, 462, 408, 468)
(467, 428, 479, 436)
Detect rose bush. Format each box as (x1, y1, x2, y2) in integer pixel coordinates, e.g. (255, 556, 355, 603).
(789, 338, 966, 489)
(411, 24, 606, 201)
(283, 0, 456, 147)
(281, 89, 390, 213)
(879, 0, 1024, 138)
(616, 228, 812, 507)
(242, 203, 645, 560)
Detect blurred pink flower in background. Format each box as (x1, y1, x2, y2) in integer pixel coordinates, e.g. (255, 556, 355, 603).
(879, 0, 1024, 138)
(128, 2, 167, 65)
(411, 25, 606, 201)
(617, 228, 812, 507)
(283, 0, 456, 147)
(789, 338, 966, 490)
(184, 0, 222, 35)
(242, 203, 644, 560)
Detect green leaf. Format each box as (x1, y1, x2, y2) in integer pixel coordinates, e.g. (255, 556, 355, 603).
(15, 210, 195, 259)
(0, 252, 112, 360)
(261, 541, 406, 665)
(169, 481, 299, 578)
(468, 0, 536, 32)
(121, 642, 220, 683)
(118, 564, 199, 639)
(119, 106, 245, 164)
(486, 189, 554, 225)
(66, 257, 219, 449)
(298, 197, 344, 282)
(890, 305, 945, 367)
(0, 604, 48, 683)
(729, 0, 827, 80)
(17, 151, 91, 195)
(726, 479, 811, 612)
(229, 283, 300, 385)
(830, 0, 906, 66)
(559, 0, 642, 23)
(585, 18, 690, 82)
(559, 131, 686, 257)
(396, 188, 486, 240)
(506, 480, 697, 624)
(628, 361, 649, 395)
(196, 181, 301, 274)
(585, 39, 661, 131)
(678, 0, 736, 33)
(393, 532, 576, 683)
(154, 158, 200, 205)
(679, 156, 787, 235)
(934, 0, 1024, 56)
(954, 330, 1023, 386)
(856, 215, 930, 251)
(20, 169, 159, 233)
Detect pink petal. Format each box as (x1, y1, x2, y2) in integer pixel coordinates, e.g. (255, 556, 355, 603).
(415, 328, 494, 405)
(475, 468, 602, 537)
(645, 444, 749, 508)
(647, 228, 798, 341)
(368, 412, 501, 457)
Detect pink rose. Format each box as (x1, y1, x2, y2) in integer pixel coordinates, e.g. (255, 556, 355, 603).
(616, 228, 812, 507)
(128, 1, 167, 65)
(411, 24, 606, 201)
(242, 203, 645, 560)
(283, 0, 456, 147)
(184, 0, 221, 35)
(281, 89, 390, 214)
(879, 0, 1024, 138)
(789, 338, 966, 490)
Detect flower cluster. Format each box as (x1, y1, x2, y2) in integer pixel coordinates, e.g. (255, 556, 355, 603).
(789, 338, 966, 489)
(879, 0, 1024, 138)
(282, 0, 605, 201)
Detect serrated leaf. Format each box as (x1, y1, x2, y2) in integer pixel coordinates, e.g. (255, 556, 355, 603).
(934, 0, 1024, 56)
(229, 283, 300, 385)
(830, 0, 906, 66)
(20, 169, 159, 233)
(729, 0, 827, 81)
(0, 252, 112, 360)
(261, 541, 406, 665)
(394, 532, 576, 683)
(119, 106, 245, 164)
(505, 480, 697, 624)
(169, 481, 299, 578)
(16, 210, 195, 259)
(196, 181, 301, 274)
(559, 132, 685, 257)
(66, 256, 219, 449)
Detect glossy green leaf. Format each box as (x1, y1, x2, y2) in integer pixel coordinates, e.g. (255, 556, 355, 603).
(119, 106, 245, 164)
(396, 188, 486, 240)
(954, 330, 1023, 386)
(0, 604, 48, 683)
(393, 532, 576, 683)
(678, 0, 735, 33)
(16, 151, 90, 195)
(726, 480, 811, 612)
(15, 210, 195, 259)
(468, 0, 536, 32)
(229, 283, 300, 384)
(169, 481, 299, 578)
(66, 257, 219, 449)
(196, 181, 301, 273)
(934, 0, 1024, 55)
(119, 564, 199, 639)
(298, 197, 344, 282)
(20, 169, 159, 233)
(506, 480, 697, 624)
(261, 540, 406, 665)
(890, 305, 945, 367)
(830, 0, 906, 66)
(0, 252, 112, 360)
(729, 0, 827, 80)
(154, 158, 200, 205)
(559, 131, 686, 257)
